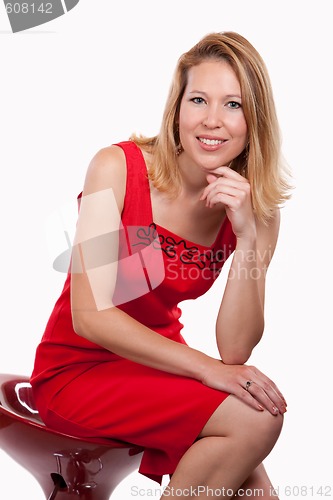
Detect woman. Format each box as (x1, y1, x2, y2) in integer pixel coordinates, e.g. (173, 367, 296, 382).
(31, 31, 291, 498)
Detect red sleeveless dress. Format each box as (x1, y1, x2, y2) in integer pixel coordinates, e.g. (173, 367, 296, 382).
(30, 141, 236, 484)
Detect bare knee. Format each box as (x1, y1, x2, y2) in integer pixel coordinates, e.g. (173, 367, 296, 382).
(199, 395, 283, 451)
(248, 407, 283, 456)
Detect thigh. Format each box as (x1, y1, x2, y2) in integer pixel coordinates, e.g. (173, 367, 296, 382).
(44, 359, 230, 448)
(41, 359, 232, 483)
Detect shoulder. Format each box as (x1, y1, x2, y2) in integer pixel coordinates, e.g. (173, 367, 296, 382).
(83, 145, 126, 194)
(82, 144, 127, 211)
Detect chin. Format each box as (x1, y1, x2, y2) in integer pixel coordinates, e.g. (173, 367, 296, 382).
(199, 157, 230, 171)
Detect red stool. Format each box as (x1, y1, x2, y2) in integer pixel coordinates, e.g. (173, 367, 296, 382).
(0, 374, 143, 499)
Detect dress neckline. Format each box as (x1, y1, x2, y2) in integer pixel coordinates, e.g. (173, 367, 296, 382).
(135, 143, 229, 250)
(153, 221, 228, 250)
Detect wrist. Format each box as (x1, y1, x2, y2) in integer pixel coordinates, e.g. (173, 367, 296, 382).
(188, 349, 217, 383)
(199, 357, 224, 387)
(235, 233, 257, 250)
(235, 221, 257, 246)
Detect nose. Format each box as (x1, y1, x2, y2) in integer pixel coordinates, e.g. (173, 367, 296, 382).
(202, 104, 223, 129)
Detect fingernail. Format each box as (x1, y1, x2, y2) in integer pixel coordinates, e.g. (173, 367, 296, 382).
(273, 406, 279, 414)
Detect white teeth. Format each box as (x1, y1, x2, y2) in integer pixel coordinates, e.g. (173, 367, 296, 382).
(199, 138, 224, 145)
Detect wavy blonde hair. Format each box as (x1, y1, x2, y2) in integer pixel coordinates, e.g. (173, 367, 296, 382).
(131, 31, 292, 223)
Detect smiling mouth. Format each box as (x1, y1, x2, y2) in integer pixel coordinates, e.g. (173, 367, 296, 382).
(198, 137, 225, 146)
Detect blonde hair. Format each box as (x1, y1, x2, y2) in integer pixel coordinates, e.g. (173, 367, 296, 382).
(131, 31, 292, 223)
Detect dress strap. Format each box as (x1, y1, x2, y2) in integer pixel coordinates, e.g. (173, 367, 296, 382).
(114, 141, 153, 226)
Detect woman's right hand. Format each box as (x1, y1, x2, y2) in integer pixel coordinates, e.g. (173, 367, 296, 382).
(201, 359, 287, 416)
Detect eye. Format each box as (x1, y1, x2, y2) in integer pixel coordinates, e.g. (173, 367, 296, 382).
(227, 101, 242, 109)
(190, 97, 206, 105)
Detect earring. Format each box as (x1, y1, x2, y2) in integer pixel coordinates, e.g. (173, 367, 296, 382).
(244, 142, 250, 159)
(175, 122, 183, 156)
(176, 144, 183, 156)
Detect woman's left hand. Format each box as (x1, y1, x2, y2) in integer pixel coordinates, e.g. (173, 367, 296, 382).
(200, 166, 256, 240)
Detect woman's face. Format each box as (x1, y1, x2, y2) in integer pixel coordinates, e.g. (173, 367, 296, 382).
(178, 60, 248, 173)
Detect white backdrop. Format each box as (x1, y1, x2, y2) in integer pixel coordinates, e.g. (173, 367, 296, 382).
(1, 0, 332, 498)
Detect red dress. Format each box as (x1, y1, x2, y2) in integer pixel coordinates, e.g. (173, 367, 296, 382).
(30, 141, 236, 484)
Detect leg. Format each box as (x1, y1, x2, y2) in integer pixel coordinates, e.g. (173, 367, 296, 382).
(234, 463, 279, 499)
(161, 395, 283, 499)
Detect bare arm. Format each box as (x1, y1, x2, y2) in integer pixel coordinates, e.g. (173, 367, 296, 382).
(215, 211, 280, 364)
(71, 151, 286, 415)
(200, 167, 280, 364)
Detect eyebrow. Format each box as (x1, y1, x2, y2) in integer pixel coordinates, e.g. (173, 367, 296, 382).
(188, 90, 242, 99)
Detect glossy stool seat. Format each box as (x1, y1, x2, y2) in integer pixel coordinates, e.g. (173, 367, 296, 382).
(0, 373, 143, 499)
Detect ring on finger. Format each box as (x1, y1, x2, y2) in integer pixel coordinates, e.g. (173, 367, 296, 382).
(245, 380, 253, 391)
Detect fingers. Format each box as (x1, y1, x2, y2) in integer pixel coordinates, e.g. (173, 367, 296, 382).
(245, 382, 285, 416)
(203, 183, 249, 209)
(208, 166, 248, 181)
(241, 368, 287, 416)
(233, 384, 266, 413)
(200, 169, 251, 209)
(203, 361, 287, 417)
(252, 366, 287, 405)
